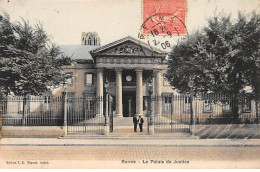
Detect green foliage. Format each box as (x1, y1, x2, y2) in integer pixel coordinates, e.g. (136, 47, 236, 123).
(167, 11, 260, 99)
(0, 13, 72, 96)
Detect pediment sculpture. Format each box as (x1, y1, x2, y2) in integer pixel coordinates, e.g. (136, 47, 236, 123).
(105, 43, 146, 55)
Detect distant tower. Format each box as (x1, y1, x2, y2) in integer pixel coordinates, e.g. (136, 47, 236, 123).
(81, 32, 100, 46)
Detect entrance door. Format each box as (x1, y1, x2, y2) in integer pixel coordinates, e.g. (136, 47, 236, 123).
(123, 92, 136, 117)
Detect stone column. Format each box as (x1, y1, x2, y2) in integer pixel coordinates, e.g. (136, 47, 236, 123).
(115, 68, 123, 117)
(154, 69, 162, 115)
(96, 68, 103, 117)
(136, 68, 143, 116)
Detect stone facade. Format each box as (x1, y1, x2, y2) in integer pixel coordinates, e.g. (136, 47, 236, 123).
(58, 34, 177, 117)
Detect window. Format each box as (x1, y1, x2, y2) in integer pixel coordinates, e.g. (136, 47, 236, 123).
(222, 102, 232, 112)
(66, 92, 75, 112)
(0, 100, 7, 114)
(43, 95, 52, 112)
(242, 99, 251, 112)
(85, 73, 93, 85)
(163, 74, 170, 86)
(17, 98, 30, 115)
(143, 96, 149, 111)
(165, 97, 172, 103)
(94, 38, 96, 45)
(66, 73, 73, 86)
(183, 96, 190, 113)
(83, 94, 95, 117)
(163, 93, 173, 114)
(203, 100, 213, 113)
(88, 37, 92, 45)
(163, 93, 173, 103)
(67, 92, 75, 98)
(17, 100, 23, 114)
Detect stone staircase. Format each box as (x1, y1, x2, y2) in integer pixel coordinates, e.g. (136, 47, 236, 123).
(113, 117, 135, 126)
(113, 117, 147, 133)
(61, 132, 192, 139)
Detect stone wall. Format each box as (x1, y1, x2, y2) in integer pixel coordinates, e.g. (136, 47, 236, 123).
(1, 126, 64, 138)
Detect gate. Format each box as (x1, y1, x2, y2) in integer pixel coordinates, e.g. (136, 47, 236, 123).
(152, 94, 191, 133)
(67, 96, 104, 134)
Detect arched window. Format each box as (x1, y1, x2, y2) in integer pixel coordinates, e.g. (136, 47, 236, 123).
(88, 37, 92, 45)
(93, 38, 96, 45)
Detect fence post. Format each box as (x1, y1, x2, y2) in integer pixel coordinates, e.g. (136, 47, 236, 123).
(148, 96, 155, 135)
(103, 94, 110, 136)
(170, 94, 173, 133)
(105, 94, 109, 125)
(62, 92, 68, 136)
(188, 78, 196, 136)
(189, 94, 194, 136)
(192, 94, 197, 136)
(22, 96, 27, 126)
(256, 98, 259, 124)
(109, 95, 114, 133)
(148, 118, 155, 135)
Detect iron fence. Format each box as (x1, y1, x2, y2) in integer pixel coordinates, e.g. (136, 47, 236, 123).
(152, 93, 259, 133)
(0, 96, 63, 126)
(1, 93, 259, 135)
(195, 93, 259, 124)
(67, 96, 104, 134)
(152, 95, 191, 133)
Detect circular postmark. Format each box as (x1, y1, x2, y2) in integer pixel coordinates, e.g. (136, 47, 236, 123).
(138, 13, 189, 55)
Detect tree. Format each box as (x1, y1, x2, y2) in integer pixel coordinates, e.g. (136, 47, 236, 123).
(166, 12, 260, 123)
(0, 14, 72, 125)
(0, 13, 72, 96)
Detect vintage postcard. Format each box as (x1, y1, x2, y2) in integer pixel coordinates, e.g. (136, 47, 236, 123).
(0, 0, 259, 169)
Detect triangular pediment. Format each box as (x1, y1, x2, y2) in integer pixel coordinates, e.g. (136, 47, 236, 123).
(90, 36, 166, 58)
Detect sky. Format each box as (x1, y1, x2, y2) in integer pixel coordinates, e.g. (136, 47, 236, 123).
(0, 0, 259, 49)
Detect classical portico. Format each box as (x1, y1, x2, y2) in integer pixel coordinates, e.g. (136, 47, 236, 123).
(90, 36, 167, 117)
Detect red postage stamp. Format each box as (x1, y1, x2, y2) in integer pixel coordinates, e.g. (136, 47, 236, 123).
(142, 0, 187, 35)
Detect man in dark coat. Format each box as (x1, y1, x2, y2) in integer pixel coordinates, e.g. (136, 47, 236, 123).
(138, 116, 144, 132)
(133, 116, 138, 132)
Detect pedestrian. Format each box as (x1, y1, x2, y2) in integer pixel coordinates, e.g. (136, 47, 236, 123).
(138, 116, 144, 132)
(133, 116, 138, 132)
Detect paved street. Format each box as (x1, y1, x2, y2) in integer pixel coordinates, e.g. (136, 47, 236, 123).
(0, 138, 260, 168)
(1, 145, 260, 161)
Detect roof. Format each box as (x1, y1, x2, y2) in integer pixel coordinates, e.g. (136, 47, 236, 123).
(76, 59, 94, 64)
(60, 45, 99, 60)
(90, 36, 166, 54)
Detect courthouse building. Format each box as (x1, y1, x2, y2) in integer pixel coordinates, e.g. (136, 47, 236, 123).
(1, 32, 256, 129)
(58, 32, 256, 121)
(59, 32, 176, 117)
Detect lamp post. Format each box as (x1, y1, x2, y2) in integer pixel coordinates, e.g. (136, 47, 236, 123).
(62, 81, 68, 136)
(148, 80, 154, 134)
(188, 78, 195, 136)
(148, 82, 153, 117)
(104, 78, 109, 125)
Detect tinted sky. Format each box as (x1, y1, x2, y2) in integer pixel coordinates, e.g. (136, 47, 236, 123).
(0, 0, 259, 47)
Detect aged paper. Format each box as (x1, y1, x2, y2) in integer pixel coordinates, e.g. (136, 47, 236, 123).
(0, 0, 259, 169)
